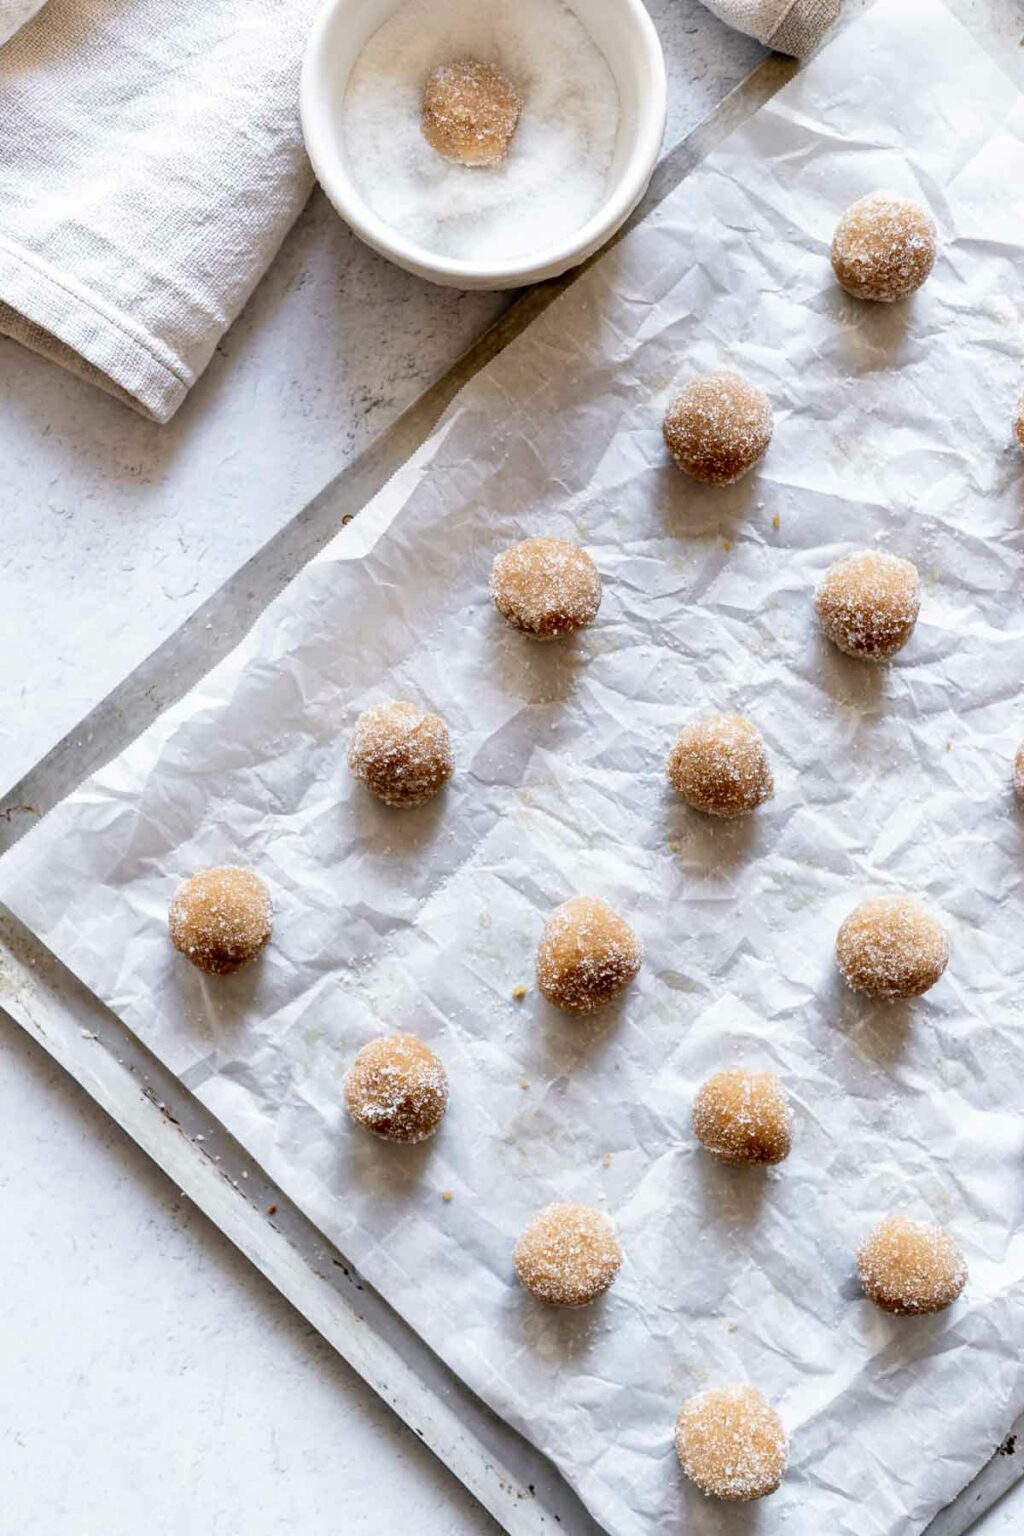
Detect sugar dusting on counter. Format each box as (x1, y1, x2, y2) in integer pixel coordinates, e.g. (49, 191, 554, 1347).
(341, 0, 620, 263)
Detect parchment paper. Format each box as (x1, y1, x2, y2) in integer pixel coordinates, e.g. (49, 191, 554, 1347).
(6, 2, 1024, 1531)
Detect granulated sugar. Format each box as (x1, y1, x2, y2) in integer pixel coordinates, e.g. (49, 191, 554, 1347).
(341, 0, 620, 263)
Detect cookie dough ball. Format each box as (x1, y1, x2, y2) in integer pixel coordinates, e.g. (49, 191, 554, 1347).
(675, 1386, 787, 1501)
(667, 713, 774, 818)
(344, 1033, 449, 1144)
(536, 896, 642, 1015)
(349, 700, 453, 807)
(693, 1069, 792, 1165)
(169, 866, 272, 975)
(514, 1202, 622, 1306)
(490, 536, 601, 640)
(816, 550, 920, 662)
(662, 372, 772, 485)
(831, 192, 937, 302)
(857, 1215, 967, 1315)
(421, 59, 521, 167)
(1014, 741, 1024, 802)
(836, 895, 948, 999)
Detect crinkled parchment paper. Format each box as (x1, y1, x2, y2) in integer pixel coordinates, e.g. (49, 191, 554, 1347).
(5, 2, 1024, 1530)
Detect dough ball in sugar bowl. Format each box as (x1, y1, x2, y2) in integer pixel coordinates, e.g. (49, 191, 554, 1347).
(169, 866, 272, 976)
(344, 1033, 449, 1144)
(675, 1385, 788, 1501)
(489, 536, 601, 639)
(857, 1215, 967, 1314)
(340, 0, 622, 269)
(831, 191, 937, 302)
(348, 700, 453, 807)
(514, 1202, 622, 1306)
(421, 59, 522, 167)
(536, 895, 642, 1014)
(836, 895, 948, 999)
(662, 372, 773, 485)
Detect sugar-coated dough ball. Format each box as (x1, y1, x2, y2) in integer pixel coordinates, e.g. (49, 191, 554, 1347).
(169, 866, 272, 975)
(831, 192, 937, 302)
(692, 1070, 792, 1165)
(490, 536, 601, 640)
(344, 1033, 449, 1144)
(816, 550, 920, 661)
(857, 1215, 967, 1314)
(536, 895, 642, 1015)
(349, 700, 453, 807)
(662, 372, 772, 485)
(421, 59, 521, 167)
(836, 895, 948, 999)
(667, 713, 774, 818)
(514, 1202, 622, 1306)
(675, 1386, 787, 1501)
(1015, 741, 1024, 802)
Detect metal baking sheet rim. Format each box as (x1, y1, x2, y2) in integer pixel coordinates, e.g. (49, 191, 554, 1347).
(1, 35, 1021, 1536)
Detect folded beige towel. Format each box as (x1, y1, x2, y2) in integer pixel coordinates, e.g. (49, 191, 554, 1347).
(0, 0, 318, 422)
(0, 0, 47, 47)
(700, 0, 841, 56)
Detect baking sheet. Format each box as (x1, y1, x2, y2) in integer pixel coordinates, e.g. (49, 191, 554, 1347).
(0, 902, 604, 1536)
(5, 1, 1024, 1531)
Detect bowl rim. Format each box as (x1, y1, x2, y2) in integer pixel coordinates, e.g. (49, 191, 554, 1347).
(300, 0, 667, 287)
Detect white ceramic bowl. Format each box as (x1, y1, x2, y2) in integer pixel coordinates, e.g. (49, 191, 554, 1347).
(300, 0, 667, 289)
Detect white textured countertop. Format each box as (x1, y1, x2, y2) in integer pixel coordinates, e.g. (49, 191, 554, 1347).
(3, 2, 1023, 1532)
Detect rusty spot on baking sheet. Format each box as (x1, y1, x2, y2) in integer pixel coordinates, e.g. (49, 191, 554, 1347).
(142, 1085, 180, 1127)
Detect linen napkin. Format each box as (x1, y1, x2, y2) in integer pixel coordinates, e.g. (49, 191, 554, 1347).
(0, 0, 46, 47)
(700, 0, 841, 56)
(0, 0, 319, 422)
